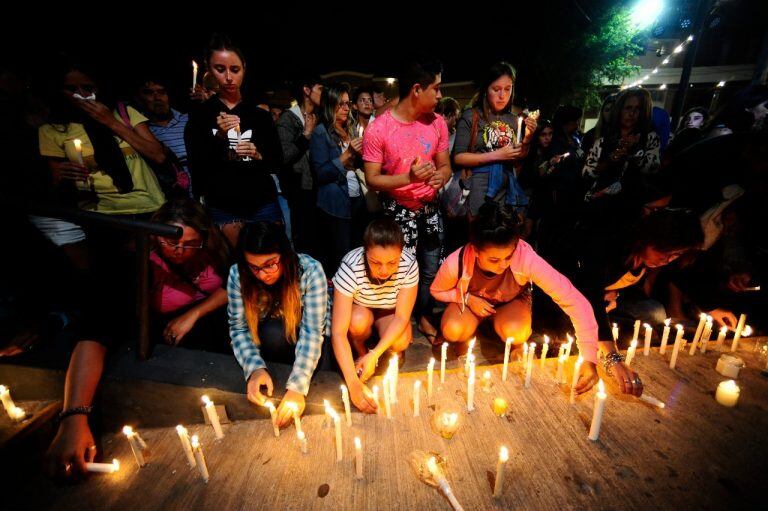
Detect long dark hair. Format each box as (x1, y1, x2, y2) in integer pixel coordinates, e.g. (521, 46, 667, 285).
(150, 199, 231, 277)
(471, 62, 516, 121)
(626, 208, 703, 264)
(607, 88, 653, 138)
(204, 33, 246, 69)
(319, 83, 352, 140)
(470, 202, 521, 249)
(237, 222, 302, 344)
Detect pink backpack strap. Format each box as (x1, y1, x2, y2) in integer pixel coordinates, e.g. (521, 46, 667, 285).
(116, 101, 132, 127)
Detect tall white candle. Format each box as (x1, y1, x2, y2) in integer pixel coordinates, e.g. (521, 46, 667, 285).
(413, 380, 421, 417)
(625, 339, 638, 366)
(715, 380, 740, 407)
(565, 335, 574, 358)
(669, 326, 684, 369)
(332, 410, 343, 461)
(493, 446, 509, 498)
(354, 437, 363, 479)
(341, 385, 352, 427)
(190, 435, 209, 483)
(382, 377, 392, 419)
(569, 356, 584, 404)
(715, 326, 728, 350)
(556, 354, 566, 384)
(465, 337, 476, 375)
(692, 313, 707, 345)
(588, 380, 608, 441)
(297, 430, 308, 454)
(515, 116, 523, 144)
(659, 319, 671, 355)
(524, 342, 536, 388)
(73, 139, 84, 165)
(639, 394, 666, 408)
(731, 314, 747, 352)
(502, 337, 513, 381)
(427, 358, 435, 398)
(287, 401, 302, 434)
(86, 459, 120, 474)
(612, 323, 619, 342)
(441, 343, 448, 383)
(467, 364, 475, 412)
(482, 370, 492, 392)
(191, 60, 198, 90)
(632, 320, 641, 343)
(122, 426, 146, 467)
(643, 323, 652, 356)
(540, 336, 549, 369)
(699, 319, 713, 353)
(265, 401, 280, 437)
(176, 425, 196, 467)
(202, 395, 224, 439)
(389, 356, 399, 403)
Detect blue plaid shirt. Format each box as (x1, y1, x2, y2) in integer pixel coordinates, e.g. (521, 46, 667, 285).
(227, 254, 329, 395)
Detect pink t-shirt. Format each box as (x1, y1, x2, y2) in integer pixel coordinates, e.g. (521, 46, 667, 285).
(362, 109, 450, 210)
(150, 251, 224, 315)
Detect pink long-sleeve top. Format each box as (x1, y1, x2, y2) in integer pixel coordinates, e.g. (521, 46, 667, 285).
(430, 241, 600, 363)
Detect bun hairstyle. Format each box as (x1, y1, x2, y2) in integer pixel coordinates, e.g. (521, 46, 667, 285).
(363, 218, 405, 250)
(469, 202, 521, 249)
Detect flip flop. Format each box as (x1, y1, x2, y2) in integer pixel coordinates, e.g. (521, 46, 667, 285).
(418, 327, 440, 346)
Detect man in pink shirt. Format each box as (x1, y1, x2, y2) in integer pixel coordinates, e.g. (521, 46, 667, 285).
(363, 57, 452, 343)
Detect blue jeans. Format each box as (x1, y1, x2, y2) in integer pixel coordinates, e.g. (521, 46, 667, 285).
(614, 287, 667, 327)
(415, 218, 444, 320)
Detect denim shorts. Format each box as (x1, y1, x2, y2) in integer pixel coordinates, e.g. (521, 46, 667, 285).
(208, 202, 283, 226)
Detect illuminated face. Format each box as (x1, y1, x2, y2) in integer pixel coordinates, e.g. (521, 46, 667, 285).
(335, 92, 351, 124)
(355, 92, 374, 116)
(365, 245, 402, 281)
(415, 73, 442, 113)
(139, 82, 170, 119)
(62, 70, 97, 101)
(640, 246, 687, 268)
(209, 51, 244, 95)
(686, 112, 705, 129)
(486, 75, 513, 113)
(245, 252, 283, 286)
(749, 100, 768, 130)
(620, 96, 641, 130)
(475, 243, 516, 275)
(157, 224, 203, 265)
(373, 91, 387, 109)
(538, 127, 553, 148)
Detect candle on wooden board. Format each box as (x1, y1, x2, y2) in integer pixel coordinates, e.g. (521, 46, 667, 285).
(569, 356, 584, 404)
(388, 355, 399, 403)
(85, 459, 120, 474)
(440, 343, 448, 383)
(669, 325, 684, 369)
(692, 313, 707, 346)
(659, 319, 671, 355)
(382, 377, 392, 419)
(467, 363, 475, 412)
(715, 380, 740, 407)
(264, 401, 280, 437)
(427, 358, 435, 398)
(502, 337, 513, 381)
(588, 380, 608, 441)
(556, 354, 566, 384)
(524, 342, 536, 388)
(731, 314, 747, 352)
(699, 317, 713, 353)
(297, 430, 308, 454)
(341, 385, 352, 426)
(176, 425, 196, 467)
(625, 339, 638, 366)
(493, 446, 509, 498)
(715, 326, 728, 350)
(190, 435, 209, 483)
(643, 323, 652, 356)
(540, 336, 550, 369)
(354, 437, 363, 479)
(565, 335, 574, 358)
(202, 395, 225, 439)
(331, 409, 343, 461)
(632, 320, 641, 343)
(372, 385, 381, 415)
(288, 402, 303, 434)
(122, 426, 146, 468)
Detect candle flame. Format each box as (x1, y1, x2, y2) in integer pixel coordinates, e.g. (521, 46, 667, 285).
(354, 437, 361, 449)
(559, 354, 567, 362)
(427, 456, 439, 475)
(720, 326, 728, 333)
(201, 395, 212, 405)
(483, 370, 491, 380)
(699, 313, 707, 319)
(414, 380, 421, 389)
(576, 355, 584, 364)
(122, 426, 133, 436)
(721, 380, 739, 391)
(192, 60, 198, 70)
(505, 337, 514, 345)
(265, 400, 275, 411)
(543, 335, 550, 345)
(664, 318, 671, 326)
(429, 357, 435, 367)
(530, 342, 537, 350)
(176, 425, 186, 434)
(743, 325, 753, 337)
(442, 342, 448, 351)
(297, 430, 306, 441)
(442, 412, 458, 427)
(112, 459, 120, 471)
(676, 324, 684, 330)
(630, 339, 638, 348)
(597, 379, 605, 393)
(73, 139, 82, 151)
(499, 446, 509, 462)
(372, 385, 379, 397)
(643, 323, 651, 329)
(567, 334, 574, 344)
(190, 435, 200, 448)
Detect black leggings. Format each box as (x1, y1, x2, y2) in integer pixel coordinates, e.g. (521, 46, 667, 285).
(258, 317, 335, 371)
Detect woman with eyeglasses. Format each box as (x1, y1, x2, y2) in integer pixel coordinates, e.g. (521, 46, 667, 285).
(149, 199, 231, 350)
(228, 221, 330, 428)
(310, 83, 365, 275)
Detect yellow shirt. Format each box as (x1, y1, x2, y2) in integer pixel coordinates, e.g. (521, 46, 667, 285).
(39, 106, 165, 215)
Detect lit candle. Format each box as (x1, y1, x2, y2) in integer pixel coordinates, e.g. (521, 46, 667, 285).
(437, 412, 460, 439)
(201, 395, 224, 439)
(492, 397, 509, 417)
(441, 343, 447, 383)
(86, 459, 120, 474)
(659, 319, 671, 355)
(502, 337, 513, 381)
(122, 426, 146, 467)
(354, 436, 363, 479)
(427, 358, 435, 398)
(625, 339, 638, 367)
(715, 326, 728, 350)
(413, 380, 421, 417)
(176, 425, 196, 467)
(515, 115, 523, 144)
(570, 356, 584, 404)
(389, 356, 399, 403)
(467, 364, 475, 412)
(465, 337, 476, 375)
(482, 370, 492, 392)
(331, 409, 343, 461)
(699, 318, 713, 353)
(556, 354, 566, 384)
(669, 325, 684, 369)
(190, 435, 209, 483)
(0, 385, 16, 415)
(632, 320, 641, 343)
(8, 406, 26, 422)
(341, 385, 352, 427)
(522, 342, 529, 367)
(731, 314, 747, 352)
(639, 394, 666, 409)
(382, 377, 392, 419)
(540, 336, 549, 369)
(565, 335, 574, 358)
(715, 380, 740, 407)
(612, 323, 619, 342)
(588, 380, 608, 441)
(192, 60, 198, 90)
(372, 385, 381, 415)
(692, 313, 707, 346)
(297, 430, 308, 454)
(643, 323, 652, 356)
(493, 446, 509, 498)
(288, 402, 303, 435)
(264, 401, 280, 437)
(525, 342, 536, 388)
(73, 139, 84, 165)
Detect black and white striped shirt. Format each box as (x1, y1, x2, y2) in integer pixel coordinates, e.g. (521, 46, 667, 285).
(332, 247, 418, 309)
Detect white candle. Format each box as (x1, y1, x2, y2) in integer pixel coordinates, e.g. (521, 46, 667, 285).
(540, 336, 549, 369)
(357, 125, 364, 138)
(612, 323, 619, 342)
(659, 319, 671, 355)
(467, 364, 475, 412)
(86, 459, 120, 474)
(190, 435, 209, 483)
(73, 138, 84, 165)
(202, 395, 224, 439)
(427, 358, 435, 398)
(441, 343, 447, 383)
(502, 337, 513, 381)
(413, 380, 421, 417)
(715, 380, 740, 407)
(288, 402, 303, 434)
(372, 385, 381, 415)
(625, 339, 638, 367)
(465, 337, 476, 375)
(632, 320, 641, 343)
(192, 60, 198, 90)
(264, 401, 280, 437)
(341, 385, 352, 427)
(556, 354, 566, 384)
(297, 430, 308, 454)
(639, 394, 666, 409)
(515, 116, 523, 144)
(8, 406, 26, 422)
(176, 425, 196, 467)
(643, 323, 652, 356)
(482, 370, 492, 392)
(522, 342, 529, 368)
(588, 380, 608, 441)
(669, 325, 684, 369)
(389, 356, 399, 403)
(570, 356, 584, 404)
(699, 319, 713, 353)
(716, 326, 728, 350)
(382, 377, 392, 419)
(692, 313, 707, 345)
(731, 314, 747, 351)
(524, 342, 536, 388)
(565, 335, 574, 358)
(0, 385, 16, 414)
(493, 446, 509, 498)
(354, 437, 363, 479)
(122, 426, 146, 467)
(332, 410, 343, 461)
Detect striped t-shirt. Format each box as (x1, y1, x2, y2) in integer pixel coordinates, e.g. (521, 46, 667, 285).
(332, 247, 419, 308)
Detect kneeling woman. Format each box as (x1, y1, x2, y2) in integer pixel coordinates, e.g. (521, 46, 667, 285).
(331, 219, 418, 412)
(431, 203, 642, 395)
(228, 222, 330, 427)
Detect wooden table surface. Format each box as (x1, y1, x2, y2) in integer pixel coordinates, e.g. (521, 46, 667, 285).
(18, 338, 768, 510)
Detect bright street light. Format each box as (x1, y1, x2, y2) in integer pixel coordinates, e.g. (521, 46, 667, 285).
(631, 0, 664, 29)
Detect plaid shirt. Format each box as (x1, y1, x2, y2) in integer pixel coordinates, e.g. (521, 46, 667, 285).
(227, 254, 329, 395)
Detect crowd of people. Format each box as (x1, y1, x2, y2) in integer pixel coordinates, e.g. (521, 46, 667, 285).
(0, 33, 765, 480)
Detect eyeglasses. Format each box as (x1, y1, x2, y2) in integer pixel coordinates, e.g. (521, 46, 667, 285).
(357, 98, 373, 104)
(338, 101, 351, 109)
(159, 240, 204, 250)
(248, 258, 281, 275)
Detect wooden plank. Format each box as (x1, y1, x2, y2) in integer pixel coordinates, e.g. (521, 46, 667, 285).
(17, 339, 768, 510)
(0, 399, 60, 449)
